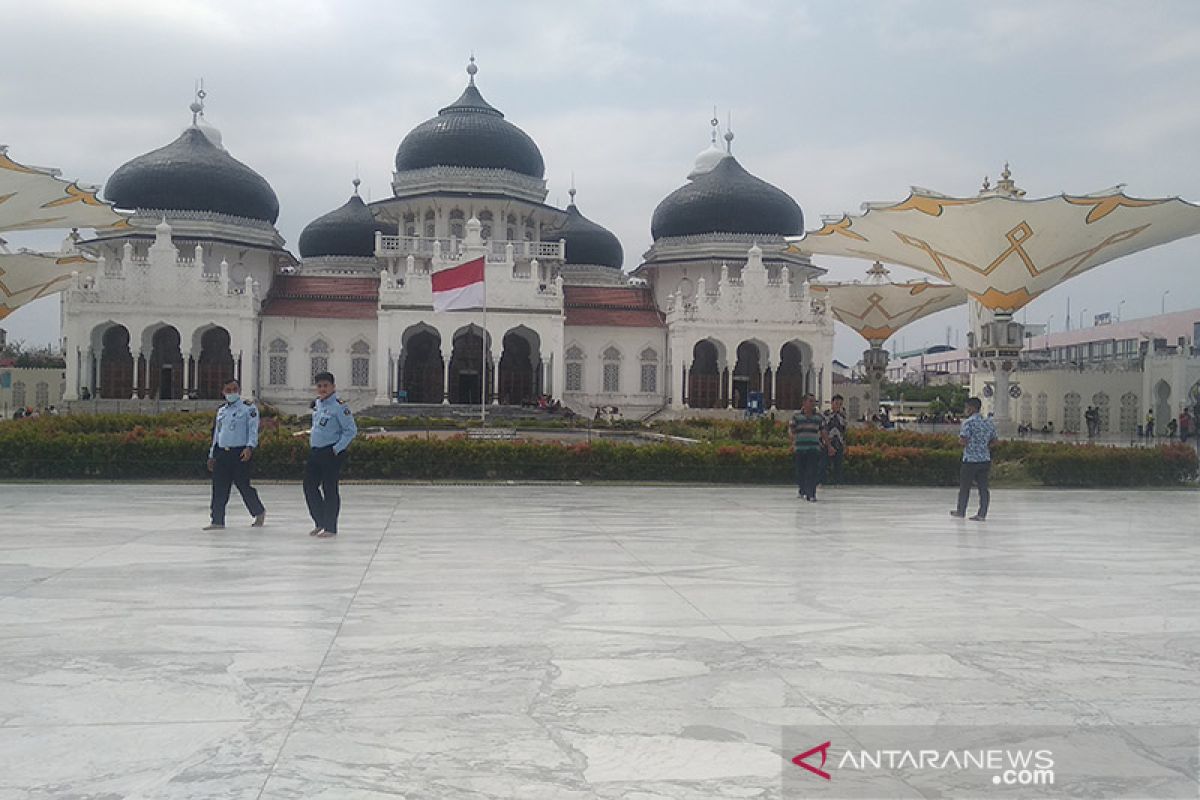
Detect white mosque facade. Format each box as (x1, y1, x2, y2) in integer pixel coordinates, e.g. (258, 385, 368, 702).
(60, 64, 835, 416)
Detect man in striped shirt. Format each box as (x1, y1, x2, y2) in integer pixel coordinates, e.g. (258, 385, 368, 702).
(789, 394, 829, 502)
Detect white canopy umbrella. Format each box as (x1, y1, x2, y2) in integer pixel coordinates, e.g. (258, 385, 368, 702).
(811, 262, 967, 412)
(0, 146, 127, 233)
(811, 263, 967, 347)
(788, 170, 1200, 315)
(0, 251, 92, 320)
(0, 146, 128, 318)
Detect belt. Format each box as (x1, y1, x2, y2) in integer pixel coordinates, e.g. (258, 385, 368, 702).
(216, 446, 247, 451)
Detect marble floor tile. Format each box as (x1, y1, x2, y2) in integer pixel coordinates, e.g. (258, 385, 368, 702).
(1, 482, 1198, 797)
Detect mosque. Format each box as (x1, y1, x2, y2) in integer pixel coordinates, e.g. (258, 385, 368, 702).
(59, 60, 834, 416)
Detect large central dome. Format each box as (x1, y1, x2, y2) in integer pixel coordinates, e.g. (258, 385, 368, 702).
(651, 155, 802, 240)
(394, 60, 545, 179)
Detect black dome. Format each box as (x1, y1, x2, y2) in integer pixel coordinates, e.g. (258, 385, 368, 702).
(546, 201, 624, 269)
(650, 156, 802, 240)
(105, 127, 280, 223)
(298, 193, 382, 258)
(394, 83, 545, 178)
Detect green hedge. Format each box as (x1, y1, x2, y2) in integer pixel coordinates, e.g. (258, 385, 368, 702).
(0, 415, 1195, 486)
(1024, 443, 1199, 486)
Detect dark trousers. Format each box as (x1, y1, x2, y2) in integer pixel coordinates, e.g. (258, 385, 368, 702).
(794, 449, 822, 499)
(821, 441, 845, 485)
(211, 448, 265, 525)
(304, 446, 346, 533)
(957, 461, 991, 517)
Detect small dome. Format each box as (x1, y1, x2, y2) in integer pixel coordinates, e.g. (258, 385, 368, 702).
(546, 198, 624, 269)
(105, 126, 279, 223)
(298, 191, 382, 259)
(394, 64, 545, 178)
(688, 143, 727, 180)
(651, 156, 803, 240)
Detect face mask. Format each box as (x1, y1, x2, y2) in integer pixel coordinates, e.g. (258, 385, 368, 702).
(225, 393, 240, 404)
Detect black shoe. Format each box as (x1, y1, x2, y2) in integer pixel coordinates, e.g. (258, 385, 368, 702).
(970, 514, 986, 521)
(949, 511, 966, 518)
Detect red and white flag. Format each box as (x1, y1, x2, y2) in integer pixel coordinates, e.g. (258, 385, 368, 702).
(431, 256, 485, 312)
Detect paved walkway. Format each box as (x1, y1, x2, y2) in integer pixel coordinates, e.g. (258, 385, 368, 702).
(1, 484, 1197, 798)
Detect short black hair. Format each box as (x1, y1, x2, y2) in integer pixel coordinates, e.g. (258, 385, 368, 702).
(966, 397, 982, 412)
(222, 378, 240, 389)
(831, 394, 844, 402)
(313, 372, 336, 385)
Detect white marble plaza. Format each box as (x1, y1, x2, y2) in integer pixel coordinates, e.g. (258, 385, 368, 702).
(1, 483, 1198, 798)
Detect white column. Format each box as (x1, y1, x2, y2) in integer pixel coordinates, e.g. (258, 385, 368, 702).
(181, 351, 192, 399)
(490, 351, 499, 405)
(993, 362, 1013, 433)
(441, 348, 451, 404)
(132, 351, 142, 399)
(374, 314, 391, 405)
(65, 346, 81, 402)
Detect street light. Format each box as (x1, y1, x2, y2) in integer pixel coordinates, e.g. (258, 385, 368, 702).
(1161, 289, 1170, 315)
(1044, 314, 1054, 351)
(1117, 299, 1126, 322)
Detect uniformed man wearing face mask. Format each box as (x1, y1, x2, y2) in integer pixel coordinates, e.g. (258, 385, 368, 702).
(304, 371, 358, 539)
(204, 378, 266, 530)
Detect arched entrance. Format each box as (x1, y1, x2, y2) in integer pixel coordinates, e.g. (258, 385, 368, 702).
(449, 326, 491, 405)
(499, 327, 540, 405)
(688, 340, 721, 408)
(775, 341, 810, 409)
(401, 327, 444, 403)
(732, 340, 765, 409)
(147, 326, 184, 400)
(99, 325, 133, 399)
(196, 327, 234, 400)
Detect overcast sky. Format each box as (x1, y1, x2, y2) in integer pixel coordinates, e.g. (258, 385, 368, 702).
(3, 0, 1199, 365)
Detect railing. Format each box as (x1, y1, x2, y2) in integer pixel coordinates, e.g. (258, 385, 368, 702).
(377, 235, 564, 260)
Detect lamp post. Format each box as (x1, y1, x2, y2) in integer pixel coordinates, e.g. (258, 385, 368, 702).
(1045, 314, 1054, 351)
(1161, 289, 1170, 315)
(1117, 299, 1126, 322)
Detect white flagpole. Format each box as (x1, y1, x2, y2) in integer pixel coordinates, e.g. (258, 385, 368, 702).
(481, 261, 487, 427)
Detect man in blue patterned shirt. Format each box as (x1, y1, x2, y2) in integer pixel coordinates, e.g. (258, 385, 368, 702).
(951, 396, 997, 521)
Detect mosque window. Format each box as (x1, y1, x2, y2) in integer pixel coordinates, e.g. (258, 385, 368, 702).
(449, 209, 465, 239)
(639, 348, 657, 393)
(309, 339, 330, 380)
(268, 338, 288, 386)
(350, 341, 371, 387)
(424, 209, 436, 238)
(565, 345, 584, 392)
(1119, 392, 1139, 433)
(12, 381, 25, 407)
(35, 382, 49, 408)
(506, 214, 517, 241)
(479, 210, 493, 240)
(602, 347, 621, 393)
(403, 213, 416, 238)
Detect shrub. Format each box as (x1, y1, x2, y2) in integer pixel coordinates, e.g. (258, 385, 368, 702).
(1024, 443, 1199, 487)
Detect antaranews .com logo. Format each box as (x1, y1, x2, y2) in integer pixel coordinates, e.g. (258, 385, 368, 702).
(782, 725, 1197, 798)
(792, 740, 1054, 786)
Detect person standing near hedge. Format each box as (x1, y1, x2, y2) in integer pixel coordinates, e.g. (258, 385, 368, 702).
(304, 371, 358, 539)
(821, 394, 848, 485)
(951, 396, 997, 521)
(204, 378, 266, 531)
(789, 394, 828, 502)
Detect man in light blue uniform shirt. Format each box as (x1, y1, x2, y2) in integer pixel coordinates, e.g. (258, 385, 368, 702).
(205, 378, 266, 530)
(305, 371, 357, 538)
(951, 396, 998, 521)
